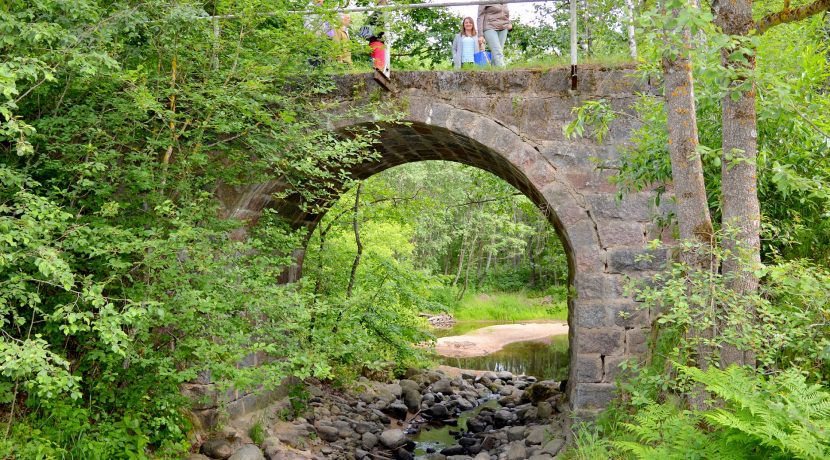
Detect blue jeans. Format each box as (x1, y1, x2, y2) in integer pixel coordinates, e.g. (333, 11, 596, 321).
(483, 29, 508, 67)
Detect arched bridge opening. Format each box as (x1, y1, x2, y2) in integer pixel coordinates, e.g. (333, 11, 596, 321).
(216, 68, 670, 417)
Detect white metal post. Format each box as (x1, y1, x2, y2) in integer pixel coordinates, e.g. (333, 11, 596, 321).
(570, 0, 577, 89)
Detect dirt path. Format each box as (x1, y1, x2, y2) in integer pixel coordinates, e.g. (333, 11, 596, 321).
(434, 321, 568, 358)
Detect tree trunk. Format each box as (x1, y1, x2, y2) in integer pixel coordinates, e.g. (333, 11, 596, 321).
(661, 0, 716, 409)
(625, 0, 638, 59)
(346, 182, 364, 298)
(453, 230, 467, 287)
(715, 0, 761, 368)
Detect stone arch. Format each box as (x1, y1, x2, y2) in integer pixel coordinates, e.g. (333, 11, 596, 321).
(216, 69, 671, 417)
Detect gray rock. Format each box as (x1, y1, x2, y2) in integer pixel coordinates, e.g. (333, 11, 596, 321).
(447, 456, 474, 460)
(383, 402, 409, 419)
(355, 449, 369, 459)
(474, 453, 490, 460)
(201, 438, 234, 459)
(542, 438, 565, 456)
(362, 432, 378, 450)
(386, 383, 403, 398)
(525, 426, 547, 445)
(528, 455, 553, 460)
(427, 403, 449, 419)
(380, 429, 406, 449)
(228, 445, 265, 460)
(186, 455, 212, 460)
(400, 379, 420, 393)
(498, 386, 515, 396)
(496, 371, 514, 381)
(506, 441, 527, 460)
(537, 401, 553, 419)
(494, 410, 516, 428)
(507, 426, 525, 441)
(403, 388, 421, 413)
(431, 378, 453, 395)
(316, 425, 339, 442)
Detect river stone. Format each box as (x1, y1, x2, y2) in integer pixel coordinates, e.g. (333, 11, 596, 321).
(447, 456, 474, 460)
(496, 371, 514, 381)
(542, 438, 565, 456)
(355, 449, 369, 459)
(186, 455, 212, 460)
(506, 441, 527, 460)
(396, 448, 414, 460)
(526, 426, 547, 445)
(440, 446, 466, 455)
(467, 417, 487, 433)
(507, 426, 525, 441)
(474, 453, 490, 460)
(383, 402, 409, 420)
(537, 401, 553, 419)
(404, 388, 421, 413)
(362, 432, 378, 450)
(316, 425, 339, 442)
(528, 455, 553, 460)
(201, 438, 234, 459)
(354, 421, 374, 434)
(459, 437, 478, 447)
(427, 403, 449, 419)
(400, 379, 420, 393)
(494, 410, 516, 428)
(228, 445, 265, 460)
(523, 381, 559, 404)
(498, 386, 514, 396)
(432, 378, 453, 395)
(380, 429, 406, 449)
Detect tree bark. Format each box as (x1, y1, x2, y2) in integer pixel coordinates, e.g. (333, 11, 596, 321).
(625, 0, 638, 59)
(346, 182, 364, 298)
(661, 0, 716, 409)
(715, 0, 760, 368)
(661, 2, 714, 263)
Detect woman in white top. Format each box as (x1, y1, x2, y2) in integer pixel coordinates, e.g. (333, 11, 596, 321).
(452, 17, 479, 69)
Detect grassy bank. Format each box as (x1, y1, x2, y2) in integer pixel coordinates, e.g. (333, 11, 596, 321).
(451, 292, 567, 322)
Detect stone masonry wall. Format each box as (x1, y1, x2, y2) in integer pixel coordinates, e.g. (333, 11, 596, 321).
(214, 66, 671, 419)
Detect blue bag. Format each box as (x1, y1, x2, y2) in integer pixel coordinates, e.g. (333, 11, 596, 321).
(474, 50, 492, 66)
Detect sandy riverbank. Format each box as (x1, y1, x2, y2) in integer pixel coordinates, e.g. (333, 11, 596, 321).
(434, 321, 568, 358)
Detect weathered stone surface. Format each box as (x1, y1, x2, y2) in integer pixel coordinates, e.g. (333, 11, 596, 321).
(606, 248, 668, 273)
(228, 445, 265, 460)
(627, 328, 649, 355)
(577, 329, 625, 355)
(316, 425, 339, 442)
(201, 438, 234, 459)
(572, 383, 616, 410)
(380, 429, 406, 449)
(575, 354, 603, 383)
(604, 355, 629, 382)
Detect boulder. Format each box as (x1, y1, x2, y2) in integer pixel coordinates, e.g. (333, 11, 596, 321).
(507, 426, 525, 441)
(431, 378, 454, 395)
(228, 445, 265, 460)
(316, 425, 339, 442)
(362, 432, 379, 450)
(525, 426, 548, 445)
(506, 441, 527, 460)
(522, 381, 559, 404)
(201, 438, 234, 459)
(542, 438, 565, 456)
(383, 402, 409, 420)
(426, 403, 449, 419)
(380, 429, 407, 449)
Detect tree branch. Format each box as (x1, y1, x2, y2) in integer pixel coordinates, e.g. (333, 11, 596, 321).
(756, 0, 830, 34)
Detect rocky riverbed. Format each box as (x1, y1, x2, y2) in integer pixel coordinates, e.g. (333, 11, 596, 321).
(187, 368, 568, 460)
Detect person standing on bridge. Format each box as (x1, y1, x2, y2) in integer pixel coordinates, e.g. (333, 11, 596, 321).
(452, 17, 480, 69)
(477, 3, 511, 68)
(332, 13, 352, 65)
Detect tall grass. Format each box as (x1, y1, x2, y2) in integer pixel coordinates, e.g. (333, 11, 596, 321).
(451, 292, 567, 322)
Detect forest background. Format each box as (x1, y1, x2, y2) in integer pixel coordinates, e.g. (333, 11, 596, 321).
(1, 0, 830, 458)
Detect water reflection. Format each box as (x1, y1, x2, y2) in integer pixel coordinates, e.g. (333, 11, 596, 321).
(438, 334, 569, 381)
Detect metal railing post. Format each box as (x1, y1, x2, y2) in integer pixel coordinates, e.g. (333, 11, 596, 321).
(570, 0, 578, 90)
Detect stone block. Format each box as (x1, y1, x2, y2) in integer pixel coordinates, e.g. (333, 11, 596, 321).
(627, 328, 649, 355)
(575, 354, 603, 383)
(573, 248, 604, 273)
(611, 302, 650, 328)
(573, 302, 612, 328)
(537, 68, 571, 93)
(606, 247, 668, 273)
(572, 383, 616, 411)
(419, 102, 453, 129)
(574, 273, 624, 300)
(603, 355, 629, 383)
(597, 220, 646, 247)
(577, 329, 625, 355)
(587, 193, 656, 221)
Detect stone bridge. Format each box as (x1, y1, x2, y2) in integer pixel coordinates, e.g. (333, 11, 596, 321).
(216, 66, 671, 418)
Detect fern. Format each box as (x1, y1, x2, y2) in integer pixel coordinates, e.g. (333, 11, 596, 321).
(680, 365, 830, 460)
